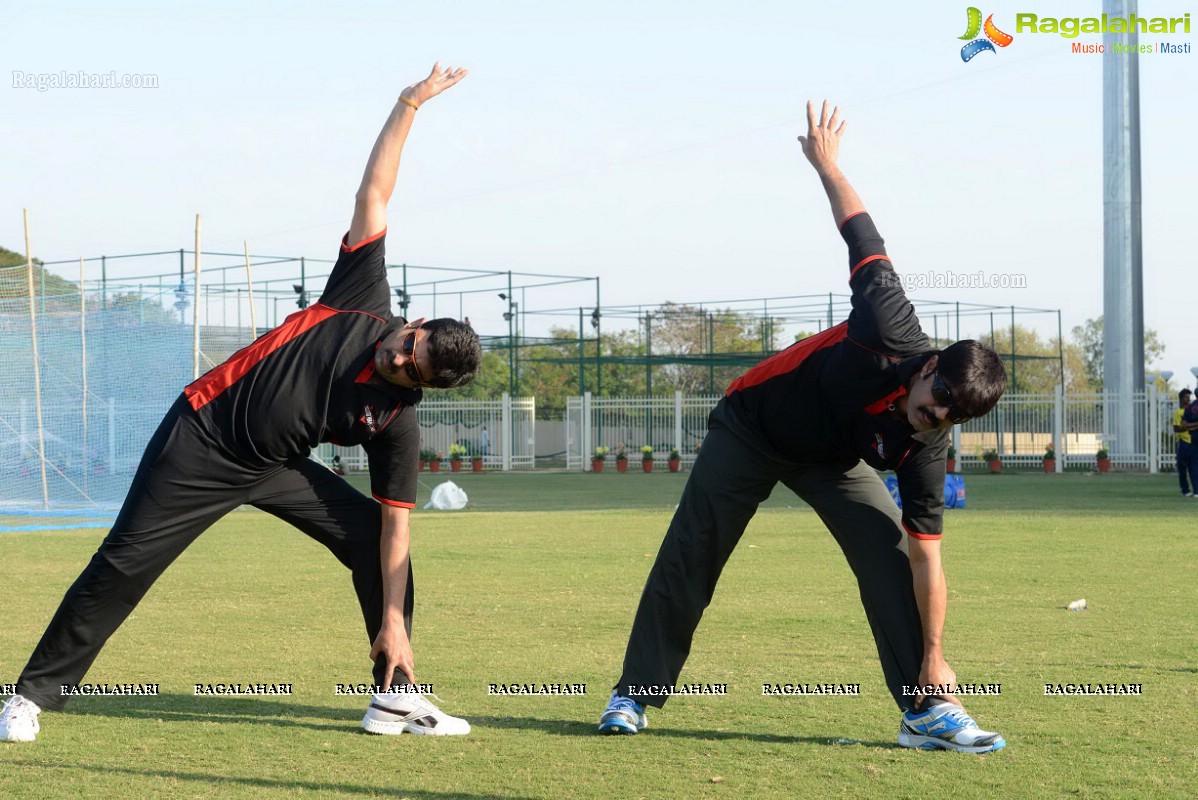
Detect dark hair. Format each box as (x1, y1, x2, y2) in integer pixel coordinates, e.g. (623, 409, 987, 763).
(1181, 389, 1192, 401)
(421, 318, 482, 389)
(937, 340, 1007, 420)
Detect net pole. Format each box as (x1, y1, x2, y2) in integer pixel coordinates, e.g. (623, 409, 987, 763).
(244, 240, 258, 340)
(193, 214, 202, 379)
(80, 256, 89, 497)
(24, 209, 50, 508)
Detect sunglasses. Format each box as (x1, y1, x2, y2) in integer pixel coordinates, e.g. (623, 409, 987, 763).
(931, 371, 972, 425)
(400, 330, 428, 386)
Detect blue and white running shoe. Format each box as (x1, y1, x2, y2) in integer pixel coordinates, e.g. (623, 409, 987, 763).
(597, 690, 648, 735)
(898, 701, 1006, 753)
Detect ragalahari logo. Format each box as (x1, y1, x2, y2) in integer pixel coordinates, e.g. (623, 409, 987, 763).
(959, 7, 1014, 61)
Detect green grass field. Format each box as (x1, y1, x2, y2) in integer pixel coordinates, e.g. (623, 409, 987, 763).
(1, 471, 1196, 799)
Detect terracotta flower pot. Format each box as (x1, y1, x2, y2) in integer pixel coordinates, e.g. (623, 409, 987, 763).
(1097, 458, 1111, 473)
(616, 460, 628, 473)
(591, 459, 604, 473)
(418, 459, 426, 472)
(946, 458, 956, 473)
(988, 459, 1002, 474)
(429, 461, 441, 473)
(1043, 458, 1055, 473)
(451, 458, 462, 472)
(472, 458, 483, 473)
(642, 460, 653, 473)
(668, 458, 681, 473)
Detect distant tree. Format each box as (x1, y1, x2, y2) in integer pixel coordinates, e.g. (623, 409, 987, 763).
(648, 303, 783, 395)
(1070, 316, 1166, 391)
(0, 245, 77, 299)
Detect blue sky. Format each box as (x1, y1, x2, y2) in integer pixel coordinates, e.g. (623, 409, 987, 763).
(3, 1, 1196, 380)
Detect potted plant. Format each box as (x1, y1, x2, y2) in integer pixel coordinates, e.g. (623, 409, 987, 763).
(591, 446, 609, 474)
(615, 447, 628, 473)
(449, 443, 467, 472)
(946, 445, 957, 473)
(982, 448, 1001, 474)
(471, 445, 484, 473)
(419, 448, 437, 472)
(1096, 447, 1111, 473)
(668, 447, 681, 473)
(641, 445, 654, 473)
(1042, 444, 1056, 473)
(429, 451, 443, 473)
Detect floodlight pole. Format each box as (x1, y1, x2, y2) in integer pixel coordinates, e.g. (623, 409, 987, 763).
(1102, 0, 1145, 457)
(193, 214, 202, 380)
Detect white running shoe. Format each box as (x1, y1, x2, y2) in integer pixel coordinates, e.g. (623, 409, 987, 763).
(361, 689, 470, 736)
(0, 695, 41, 743)
(898, 701, 1005, 753)
(597, 690, 648, 735)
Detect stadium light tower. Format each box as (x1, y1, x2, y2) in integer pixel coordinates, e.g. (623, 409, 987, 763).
(1102, 0, 1145, 456)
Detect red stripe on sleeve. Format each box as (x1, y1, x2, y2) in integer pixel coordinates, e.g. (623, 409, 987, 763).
(838, 210, 868, 229)
(342, 227, 387, 253)
(849, 254, 889, 281)
(904, 521, 941, 540)
(184, 304, 339, 411)
(374, 495, 416, 509)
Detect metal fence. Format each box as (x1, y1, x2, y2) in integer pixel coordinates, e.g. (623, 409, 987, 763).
(565, 392, 719, 470)
(952, 388, 1175, 472)
(569, 389, 1182, 474)
(317, 395, 536, 472)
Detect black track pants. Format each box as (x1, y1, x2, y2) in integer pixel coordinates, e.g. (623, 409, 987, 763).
(616, 423, 926, 711)
(16, 395, 408, 711)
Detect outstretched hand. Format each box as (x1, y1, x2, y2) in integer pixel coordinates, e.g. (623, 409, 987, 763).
(797, 100, 846, 174)
(400, 62, 468, 107)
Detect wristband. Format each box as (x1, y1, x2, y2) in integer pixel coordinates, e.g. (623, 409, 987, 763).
(398, 96, 420, 111)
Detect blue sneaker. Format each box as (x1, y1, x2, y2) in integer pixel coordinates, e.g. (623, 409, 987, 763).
(898, 702, 1005, 753)
(597, 691, 648, 735)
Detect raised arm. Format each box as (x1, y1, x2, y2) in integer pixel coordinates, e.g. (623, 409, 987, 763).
(347, 63, 468, 246)
(798, 100, 865, 227)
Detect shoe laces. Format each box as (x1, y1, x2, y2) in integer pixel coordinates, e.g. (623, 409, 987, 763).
(609, 693, 642, 713)
(938, 705, 978, 729)
(2, 695, 37, 719)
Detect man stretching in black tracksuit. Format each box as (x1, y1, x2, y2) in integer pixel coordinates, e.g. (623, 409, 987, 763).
(2, 63, 481, 743)
(598, 101, 1009, 753)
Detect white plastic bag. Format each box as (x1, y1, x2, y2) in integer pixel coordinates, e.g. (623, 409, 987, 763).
(423, 480, 468, 511)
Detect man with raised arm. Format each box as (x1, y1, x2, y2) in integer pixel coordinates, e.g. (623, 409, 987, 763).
(1, 63, 481, 742)
(598, 101, 1008, 753)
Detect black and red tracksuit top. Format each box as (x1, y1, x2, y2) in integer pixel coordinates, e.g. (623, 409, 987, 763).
(183, 229, 422, 509)
(716, 211, 948, 540)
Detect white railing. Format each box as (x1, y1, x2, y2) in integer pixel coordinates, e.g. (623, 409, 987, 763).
(317, 394, 535, 472)
(570, 387, 1181, 474)
(954, 387, 1174, 472)
(566, 391, 720, 470)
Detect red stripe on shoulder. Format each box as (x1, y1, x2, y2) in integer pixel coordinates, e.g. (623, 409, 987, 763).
(726, 321, 848, 395)
(342, 227, 387, 253)
(849, 254, 889, 281)
(184, 304, 339, 411)
(374, 495, 416, 509)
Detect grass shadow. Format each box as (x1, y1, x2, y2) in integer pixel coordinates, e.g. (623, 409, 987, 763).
(64, 693, 354, 732)
(5, 761, 537, 799)
(467, 714, 899, 748)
